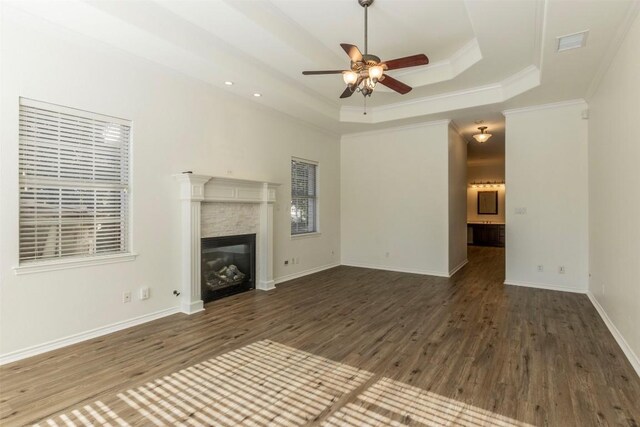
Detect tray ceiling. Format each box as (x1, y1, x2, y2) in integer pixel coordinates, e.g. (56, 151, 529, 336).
(5, 0, 638, 134)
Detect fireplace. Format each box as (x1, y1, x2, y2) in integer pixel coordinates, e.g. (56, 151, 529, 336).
(174, 174, 278, 314)
(201, 234, 256, 302)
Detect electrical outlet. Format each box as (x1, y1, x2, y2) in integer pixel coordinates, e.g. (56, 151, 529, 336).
(140, 287, 150, 300)
(559, 266, 565, 274)
(537, 265, 544, 272)
(284, 259, 289, 265)
(515, 207, 527, 215)
(295, 257, 300, 264)
(122, 291, 131, 303)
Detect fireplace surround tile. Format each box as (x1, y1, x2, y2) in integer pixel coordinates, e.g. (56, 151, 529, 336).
(201, 203, 259, 238)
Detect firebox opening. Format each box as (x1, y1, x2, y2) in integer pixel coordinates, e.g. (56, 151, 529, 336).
(201, 234, 256, 303)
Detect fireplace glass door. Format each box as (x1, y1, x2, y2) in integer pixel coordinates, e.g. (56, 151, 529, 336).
(201, 234, 255, 302)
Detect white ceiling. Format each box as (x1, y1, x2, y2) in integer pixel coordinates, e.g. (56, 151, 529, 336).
(6, 0, 639, 135)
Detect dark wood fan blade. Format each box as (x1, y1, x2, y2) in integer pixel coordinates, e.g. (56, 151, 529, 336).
(340, 43, 363, 63)
(302, 70, 345, 75)
(382, 54, 429, 70)
(379, 75, 412, 94)
(339, 75, 364, 99)
(340, 86, 355, 99)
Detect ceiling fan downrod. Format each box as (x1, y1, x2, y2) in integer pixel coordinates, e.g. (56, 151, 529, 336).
(359, 0, 374, 55)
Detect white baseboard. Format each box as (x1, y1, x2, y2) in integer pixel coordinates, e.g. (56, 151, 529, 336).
(504, 280, 587, 294)
(0, 306, 180, 366)
(341, 261, 449, 278)
(587, 292, 640, 377)
(274, 263, 340, 285)
(257, 279, 276, 291)
(180, 300, 204, 315)
(448, 259, 468, 277)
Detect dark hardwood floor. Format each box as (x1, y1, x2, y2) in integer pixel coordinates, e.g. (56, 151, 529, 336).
(1, 246, 639, 426)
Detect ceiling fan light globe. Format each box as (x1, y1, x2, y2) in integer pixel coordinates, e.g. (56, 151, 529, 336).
(343, 71, 358, 85)
(369, 65, 384, 80)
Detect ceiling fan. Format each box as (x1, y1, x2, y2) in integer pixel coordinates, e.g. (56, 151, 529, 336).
(302, 0, 429, 100)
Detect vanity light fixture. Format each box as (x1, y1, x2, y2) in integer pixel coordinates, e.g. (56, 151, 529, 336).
(473, 126, 492, 143)
(470, 181, 505, 188)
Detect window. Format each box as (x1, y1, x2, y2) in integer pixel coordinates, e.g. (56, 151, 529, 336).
(18, 99, 131, 264)
(291, 158, 318, 235)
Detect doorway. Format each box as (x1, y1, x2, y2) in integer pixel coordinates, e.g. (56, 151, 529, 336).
(454, 114, 506, 270)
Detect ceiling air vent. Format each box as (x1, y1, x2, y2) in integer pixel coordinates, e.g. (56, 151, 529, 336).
(556, 30, 589, 52)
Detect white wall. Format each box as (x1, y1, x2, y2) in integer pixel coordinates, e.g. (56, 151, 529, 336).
(504, 102, 588, 292)
(588, 11, 640, 367)
(448, 126, 468, 273)
(467, 161, 506, 224)
(0, 7, 340, 359)
(340, 122, 450, 276)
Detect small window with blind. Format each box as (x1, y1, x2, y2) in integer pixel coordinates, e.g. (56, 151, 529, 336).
(18, 98, 131, 265)
(291, 158, 318, 235)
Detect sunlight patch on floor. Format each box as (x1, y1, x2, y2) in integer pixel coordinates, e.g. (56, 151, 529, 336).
(325, 377, 534, 427)
(34, 401, 128, 427)
(35, 340, 532, 426)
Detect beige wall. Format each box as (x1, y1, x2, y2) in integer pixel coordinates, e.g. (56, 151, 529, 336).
(588, 11, 640, 367)
(505, 102, 588, 292)
(448, 126, 468, 272)
(340, 122, 451, 276)
(0, 8, 341, 358)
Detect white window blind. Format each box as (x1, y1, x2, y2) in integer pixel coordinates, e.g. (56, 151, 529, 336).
(291, 159, 317, 235)
(18, 99, 131, 263)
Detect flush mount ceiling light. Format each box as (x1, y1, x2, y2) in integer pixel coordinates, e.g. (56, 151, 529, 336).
(224, 81, 234, 86)
(301, 0, 429, 103)
(473, 126, 492, 143)
(557, 30, 589, 52)
(253, 93, 262, 97)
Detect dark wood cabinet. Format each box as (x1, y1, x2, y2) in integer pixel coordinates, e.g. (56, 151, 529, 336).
(467, 223, 505, 247)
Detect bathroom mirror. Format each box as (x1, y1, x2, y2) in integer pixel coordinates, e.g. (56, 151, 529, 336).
(477, 191, 498, 215)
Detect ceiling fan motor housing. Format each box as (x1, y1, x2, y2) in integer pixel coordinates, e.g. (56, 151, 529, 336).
(358, 0, 374, 7)
(351, 54, 382, 72)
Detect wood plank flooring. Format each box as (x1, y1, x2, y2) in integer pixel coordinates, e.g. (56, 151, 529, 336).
(1, 247, 639, 426)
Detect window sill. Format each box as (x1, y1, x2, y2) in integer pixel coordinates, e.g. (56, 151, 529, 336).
(13, 253, 138, 275)
(291, 232, 322, 240)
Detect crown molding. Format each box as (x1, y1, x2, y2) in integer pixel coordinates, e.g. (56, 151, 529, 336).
(501, 65, 541, 99)
(585, 1, 640, 100)
(5, 1, 341, 130)
(448, 120, 463, 136)
(341, 66, 540, 124)
(340, 119, 451, 139)
(502, 98, 587, 117)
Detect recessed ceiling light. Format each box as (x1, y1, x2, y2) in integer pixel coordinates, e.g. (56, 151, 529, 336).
(557, 30, 589, 52)
(224, 81, 234, 86)
(253, 93, 262, 97)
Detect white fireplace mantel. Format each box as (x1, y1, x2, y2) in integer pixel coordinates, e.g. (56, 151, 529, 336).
(174, 173, 280, 314)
